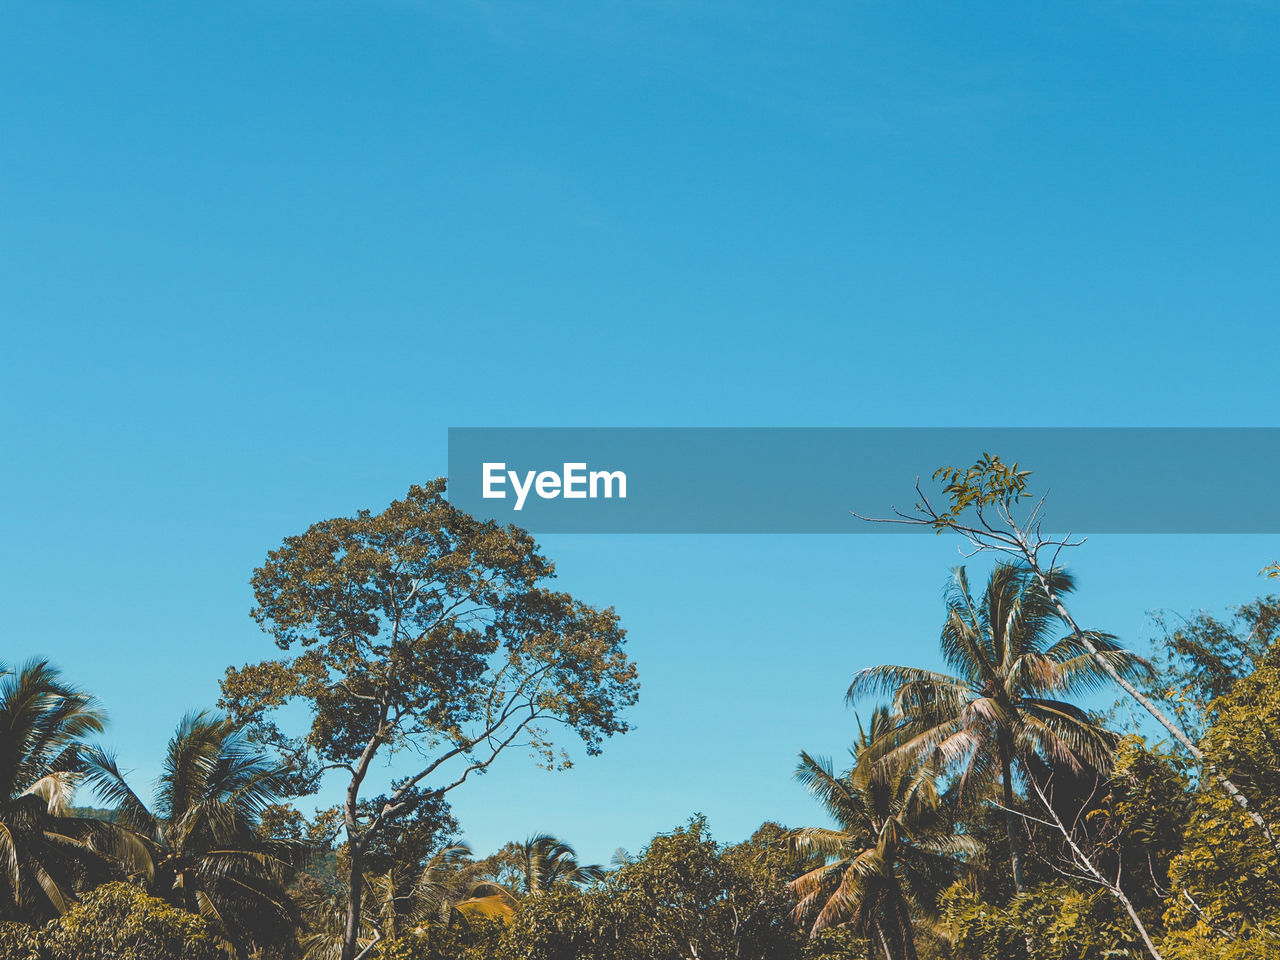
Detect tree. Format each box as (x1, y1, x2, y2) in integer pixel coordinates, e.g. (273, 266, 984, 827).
(500, 818, 803, 960)
(849, 564, 1145, 892)
(1142, 598, 1280, 740)
(856, 454, 1280, 855)
(492, 834, 604, 896)
(218, 480, 639, 960)
(1162, 644, 1280, 945)
(789, 708, 979, 960)
(0, 659, 119, 923)
(39, 882, 223, 960)
(80, 711, 302, 956)
(994, 776, 1166, 959)
(942, 881, 1151, 960)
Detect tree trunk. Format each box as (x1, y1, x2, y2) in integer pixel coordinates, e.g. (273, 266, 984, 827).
(875, 922, 894, 960)
(999, 743, 1026, 894)
(1021, 553, 1280, 856)
(897, 898, 919, 960)
(341, 825, 365, 960)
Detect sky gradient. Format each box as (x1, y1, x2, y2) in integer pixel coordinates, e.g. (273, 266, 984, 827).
(2, 0, 1278, 864)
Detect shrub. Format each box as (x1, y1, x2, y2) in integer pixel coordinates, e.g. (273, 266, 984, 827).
(942, 882, 1145, 960)
(39, 882, 222, 960)
(0, 921, 41, 960)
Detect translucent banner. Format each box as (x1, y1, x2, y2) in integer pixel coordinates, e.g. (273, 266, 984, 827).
(446, 428, 1280, 533)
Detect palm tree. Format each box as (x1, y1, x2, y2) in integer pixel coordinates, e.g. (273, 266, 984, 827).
(789, 708, 979, 960)
(0, 659, 121, 922)
(297, 876, 379, 960)
(508, 833, 604, 895)
(299, 844, 516, 960)
(848, 563, 1148, 892)
(81, 711, 303, 956)
(369, 843, 517, 939)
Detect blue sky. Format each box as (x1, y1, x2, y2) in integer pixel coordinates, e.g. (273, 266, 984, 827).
(2, 0, 1279, 864)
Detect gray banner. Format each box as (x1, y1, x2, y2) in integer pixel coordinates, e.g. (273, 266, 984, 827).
(446, 428, 1280, 533)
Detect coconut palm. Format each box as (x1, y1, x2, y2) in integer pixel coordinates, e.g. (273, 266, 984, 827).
(369, 843, 517, 936)
(297, 876, 379, 960)
(81, 711, 303, 956)
(299, 844, 515, 960)
(0, 659, 124, 922)
(508, 833, 604, 895)
(848, 563, 1149, 892)
(789, 708, 979, 960)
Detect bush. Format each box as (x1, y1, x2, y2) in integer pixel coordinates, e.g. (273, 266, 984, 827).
(377, 921, 505, 960)
(1161, 931, 1280, 960)
(942, 882, 1145, 960)
(800, 927, 873, 959)
(39, 882, 222, 960)
(1162, 650, 1280, 941)
(0, 922, 41, 960)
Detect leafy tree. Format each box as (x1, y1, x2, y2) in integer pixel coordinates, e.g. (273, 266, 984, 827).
(1162, 644, 1280, 944)
(849, 564, 1144, 892)
(862, 454, 1280, 856)
(1143, 598, 1280, 740)
(219, 480, 639, 960)
(298, 839, 514, 959)
(499, 818, 803, 960)
(611, 818, 802, 960)
(496, 885, 606, 960)
(1161, 930, 1280, 960)
(297, 873, 380, 960)
(80, 711, 303, 956)
(0, 921, 41, 960)
(1093, 738, 1189, 922)
(0, 660, 120, 923)
(38, 881, 223, 960)
(800, 926, 874, 959)
(789, 708, 979, 959)
(941, 881, 1149, 960)
(375, 920, 506, 960)
(372, 843, 518, 941)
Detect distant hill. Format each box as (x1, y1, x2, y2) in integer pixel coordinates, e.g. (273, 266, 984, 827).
(70, 806, 121, 823)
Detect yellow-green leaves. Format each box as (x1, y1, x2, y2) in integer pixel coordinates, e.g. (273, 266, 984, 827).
(930, 453, 1032, 533)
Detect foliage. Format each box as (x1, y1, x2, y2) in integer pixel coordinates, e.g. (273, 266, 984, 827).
(80, 711, 304, 955)
(0, 660, 121, 923)
(1093, 737, 1190, 919)
(298, 841, 518, 959)
(799, 926, 874, 958)
(942, 881, 1147, 960)
(0, 921, 42, 960)
(789, 706, 980, 957)
(849, 564, 1147, 891)
(495, 886, 604, 960)
(499, 818, 803, 960)
(376, 920, 505, 960)
(218, 480, 638, 959)
(930, 454, 1032, 531)
(12, 465, 1280, 960)
(1162, 644, 1280, 941)
(1161, 930, 1280, 960)
(1143, 598, 1280, 739)
(39, 881, 223, 960)
(488, 833, 604, 896)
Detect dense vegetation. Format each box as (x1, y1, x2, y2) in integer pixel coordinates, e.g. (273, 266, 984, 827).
(4, 467, 1280, 959)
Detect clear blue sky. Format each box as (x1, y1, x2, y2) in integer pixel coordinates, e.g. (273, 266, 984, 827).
(2, 1, 1278, 864)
